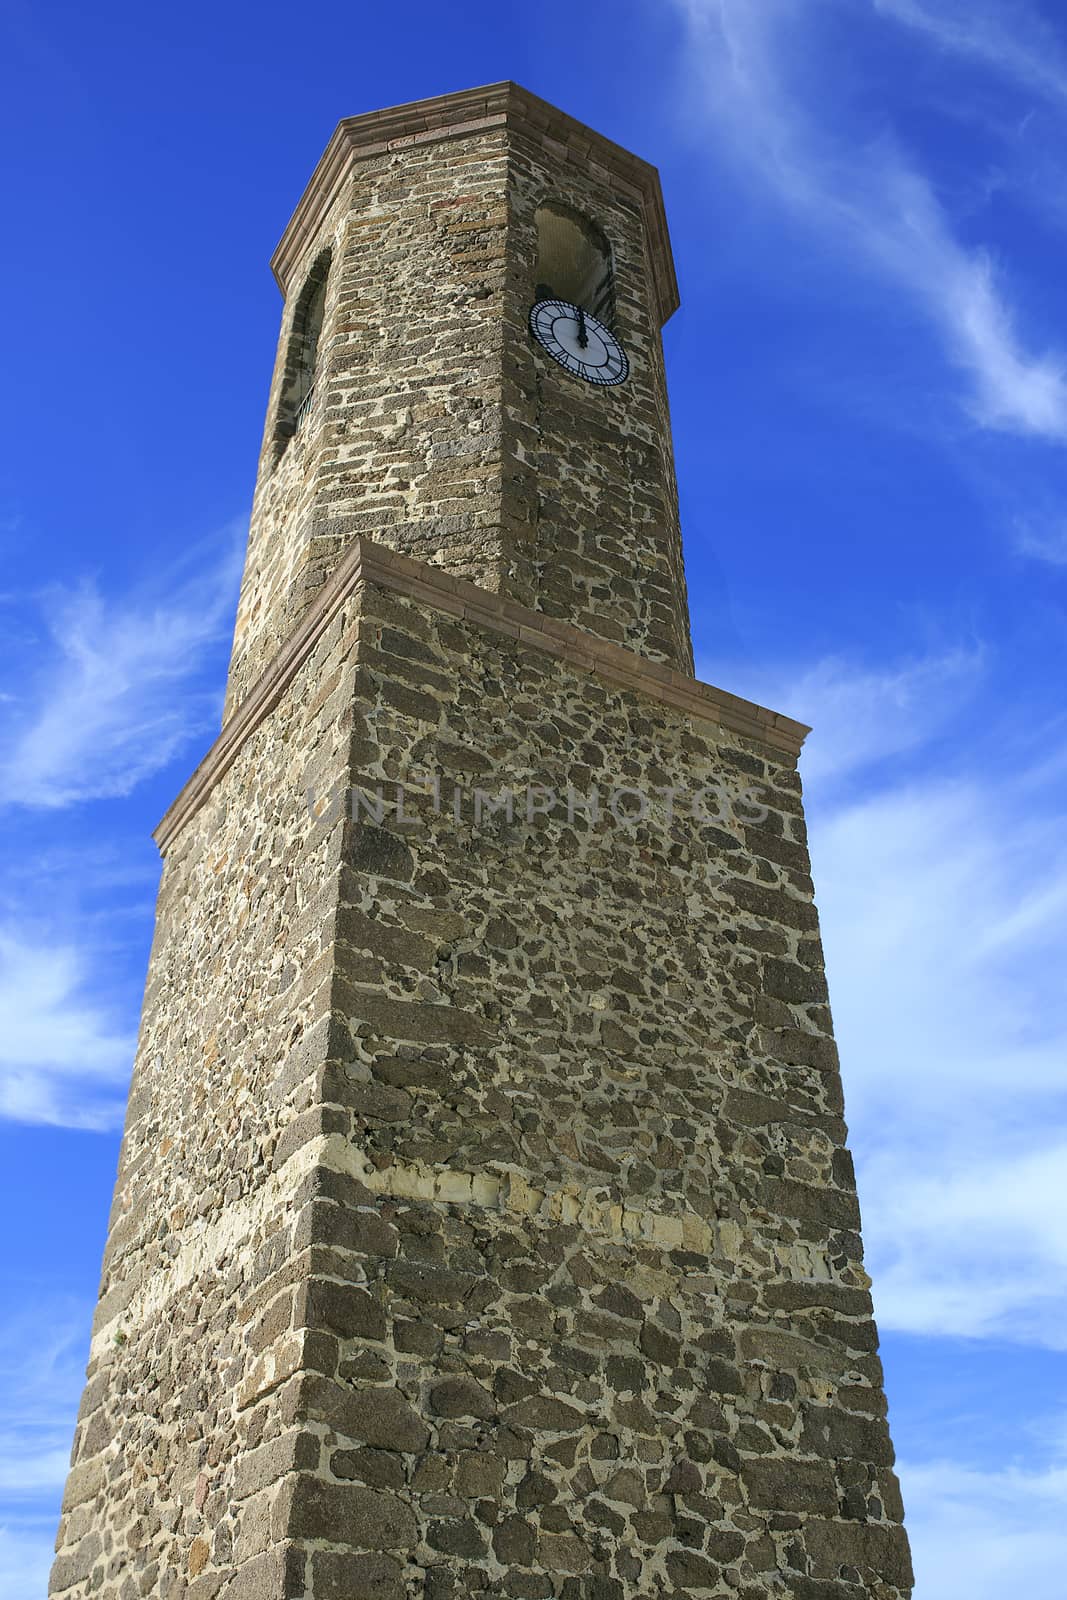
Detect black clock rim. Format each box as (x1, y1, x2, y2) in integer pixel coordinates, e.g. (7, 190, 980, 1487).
(528, 298, 630, 387)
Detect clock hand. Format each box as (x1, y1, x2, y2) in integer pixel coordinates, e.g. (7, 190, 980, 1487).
(576, 304, 588, 350)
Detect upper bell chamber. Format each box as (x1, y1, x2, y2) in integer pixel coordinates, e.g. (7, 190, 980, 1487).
(225, 83, 692, 719)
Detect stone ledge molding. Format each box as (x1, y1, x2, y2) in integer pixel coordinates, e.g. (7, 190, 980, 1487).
(155, 538, 810, 855)
(270, 81, 680, 325)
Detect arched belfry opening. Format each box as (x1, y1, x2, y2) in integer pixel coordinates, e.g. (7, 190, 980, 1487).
(273, 248, 331, 457)
(534, 203, 615, 328)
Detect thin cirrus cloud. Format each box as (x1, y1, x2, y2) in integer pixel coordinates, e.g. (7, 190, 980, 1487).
(0, 1528, 54, 1600)
(0, 527, 242, 810)
(822, 763, 1067, 1348)
(867, 1138, 1067, 1346)
(1014, 512, 1067, 566)
(872, 0, 1067, 107)
(0, 526, 243, 1128)
(0, 1301, 94, 1600)
(707, 645, 1067, 1348)
(900, 1448, 1067, 1600)
(809, 710, 1067, 1347)
(672, 0, 1067, 441)
(699, 646, 985, 786)
(0, 929, 134, 1129)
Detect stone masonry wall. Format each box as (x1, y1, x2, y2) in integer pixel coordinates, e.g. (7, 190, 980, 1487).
(226, 128, 513, 717)
(53, 566, 911, 1599)
(500, 128, 692, 674)
(292, 579, 910, 1600)
(48, 595, 365, 1599)
(226, 176, 356, 720)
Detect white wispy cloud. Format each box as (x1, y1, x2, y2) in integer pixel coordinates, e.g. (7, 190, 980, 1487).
(0, 1526, 58, 1600)
(0, 526, 242, 809)
(873, 0, 1067, 107)
(0, 525, 242, 1127)
(868, 1141, 1067, 1344)
(0, 1301, 91, 1600)
(703, 647, 984, 784)
(901, 1447, 1067, 1600)
(708, 643, 1067, 1346)
(810, 705, 1067, 1346)
(674, 0, 1067, 439)
(0, 928, 134, 1129)
(822, 785, 1067, 1343)
(1014, 512, 1067, 566)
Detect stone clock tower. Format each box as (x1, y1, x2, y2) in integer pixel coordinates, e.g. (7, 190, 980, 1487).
(51, 85, 912, 1600)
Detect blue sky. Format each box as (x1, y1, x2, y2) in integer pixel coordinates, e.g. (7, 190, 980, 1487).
(2, 0, 1066, 1594)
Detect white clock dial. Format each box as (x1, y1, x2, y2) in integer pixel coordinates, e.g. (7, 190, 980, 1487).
(528, 298, 629, 387)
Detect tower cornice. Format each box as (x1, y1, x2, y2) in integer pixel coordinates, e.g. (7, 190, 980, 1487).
(270, 81, 680, 325)
(155, 539, 809, 856)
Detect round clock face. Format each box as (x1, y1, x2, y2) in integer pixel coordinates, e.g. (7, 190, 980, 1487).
(528, 298, 629, 387)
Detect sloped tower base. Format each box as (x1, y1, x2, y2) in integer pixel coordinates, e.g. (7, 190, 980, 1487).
(52, 544, 911, 1599)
